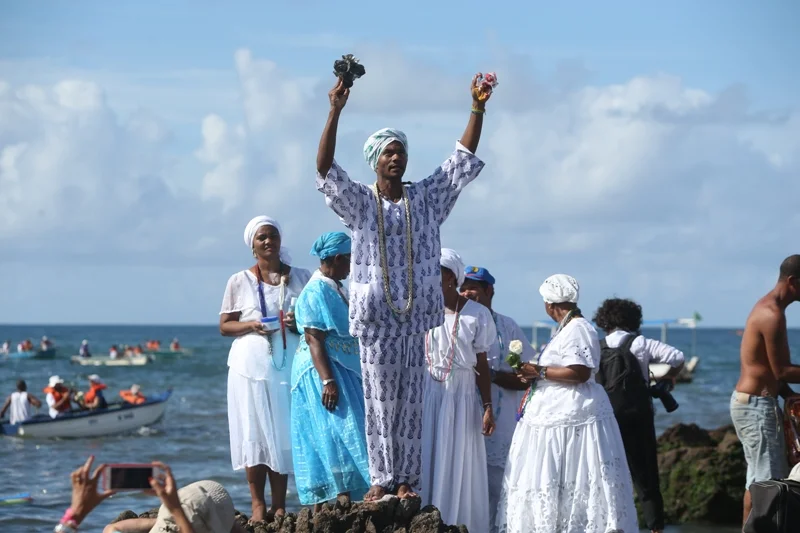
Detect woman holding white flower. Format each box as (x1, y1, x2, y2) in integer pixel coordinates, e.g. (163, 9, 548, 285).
(421, 249, 496, 533)
(497, 274, 637, 533)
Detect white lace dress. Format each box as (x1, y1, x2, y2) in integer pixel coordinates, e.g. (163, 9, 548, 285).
(496, 317, 637, 533)
(421, 299, 496, 533)
(221, 267, 312, 473)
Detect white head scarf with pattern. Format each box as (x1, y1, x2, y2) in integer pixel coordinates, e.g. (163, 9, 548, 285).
(539, 274, 580, 304)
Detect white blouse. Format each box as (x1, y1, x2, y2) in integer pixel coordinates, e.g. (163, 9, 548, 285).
(522, 317, 615, 428)
(220, 268, 312, 380)
(426, 299, 496, 379)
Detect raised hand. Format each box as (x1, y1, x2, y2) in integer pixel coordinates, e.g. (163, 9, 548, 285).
(471, 73, 493, 106)
(329, 78, 350, 112)
(69, 456, 116, 524)
(149, 462, 181, 513)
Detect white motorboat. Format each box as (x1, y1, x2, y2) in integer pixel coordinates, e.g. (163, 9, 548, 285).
(1, 391, 171, 438)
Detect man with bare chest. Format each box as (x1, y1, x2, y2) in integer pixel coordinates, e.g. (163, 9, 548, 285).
(731, 254, 800, 525)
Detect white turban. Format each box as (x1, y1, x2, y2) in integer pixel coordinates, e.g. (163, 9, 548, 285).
(243, 216, 292, 264)
(440, 248, 465, 287)
(363, 128, 408, 171)
(539, 274, 580, 304)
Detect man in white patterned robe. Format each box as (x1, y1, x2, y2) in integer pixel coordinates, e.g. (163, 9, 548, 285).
(315, 75, 491, 500)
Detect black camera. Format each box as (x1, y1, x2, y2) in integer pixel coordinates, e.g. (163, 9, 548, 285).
(650, 380, 679, 413)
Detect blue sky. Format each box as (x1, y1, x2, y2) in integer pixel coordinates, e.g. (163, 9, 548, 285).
(0, 0, 798, 327)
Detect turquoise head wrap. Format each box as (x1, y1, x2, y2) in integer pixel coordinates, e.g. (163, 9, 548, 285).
(310, 232, 352, 260)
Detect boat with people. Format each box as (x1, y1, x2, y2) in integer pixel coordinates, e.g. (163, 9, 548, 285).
(6, 347, 57, 360)
(70, 354, 153, 366)
(531, 313, 702, 384)
(1, 390, 171, 438)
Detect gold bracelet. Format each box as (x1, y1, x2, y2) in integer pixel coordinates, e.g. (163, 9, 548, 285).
(471, 106, 485, 114)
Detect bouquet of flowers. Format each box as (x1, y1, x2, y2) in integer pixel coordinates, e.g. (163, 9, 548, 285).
(506, 339, 524, 371)
(474, 72, 499, 101)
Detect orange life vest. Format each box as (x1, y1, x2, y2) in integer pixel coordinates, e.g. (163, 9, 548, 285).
(120, 390, 146, 405)
(84, 383, 107, 404)
(43, 387, 71, 413)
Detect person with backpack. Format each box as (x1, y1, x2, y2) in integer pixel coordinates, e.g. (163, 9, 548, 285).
(593, 298, 685, 533)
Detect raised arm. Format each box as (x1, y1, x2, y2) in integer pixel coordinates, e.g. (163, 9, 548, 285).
(459, 73, 493, 154)
(317, 79, 350, 176)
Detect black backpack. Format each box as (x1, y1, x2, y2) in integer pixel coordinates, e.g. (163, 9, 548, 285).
(596, 334, 653, 421)
(744, 479, 800, 533)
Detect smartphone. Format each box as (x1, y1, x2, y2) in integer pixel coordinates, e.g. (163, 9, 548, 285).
(102, 464, 155, 491)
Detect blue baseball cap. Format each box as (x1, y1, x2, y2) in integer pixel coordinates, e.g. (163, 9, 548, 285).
(463, 266, 495, 285)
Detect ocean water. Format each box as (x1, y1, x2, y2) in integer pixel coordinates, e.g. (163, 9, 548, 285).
(1, 324, 798, 532)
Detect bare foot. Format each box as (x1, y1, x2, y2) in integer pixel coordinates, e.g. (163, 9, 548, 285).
(396, 483, 418, 499)
(363, 484, 387, 501)
(249, 501, 267, 523)
(268, 507, 286, 520)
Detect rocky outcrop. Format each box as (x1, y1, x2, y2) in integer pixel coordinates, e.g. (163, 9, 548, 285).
(112, 495, 468, 532)
(654, 423, 746, 525)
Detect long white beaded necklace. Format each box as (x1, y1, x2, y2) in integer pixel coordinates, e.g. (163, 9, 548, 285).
(372, 183, 414, 315)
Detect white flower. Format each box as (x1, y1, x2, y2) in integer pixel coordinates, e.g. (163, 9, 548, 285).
(508, 339, 524, 355)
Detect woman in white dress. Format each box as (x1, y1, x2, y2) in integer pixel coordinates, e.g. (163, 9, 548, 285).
(421, 248, 496, 532)
(497, 274, 638, 533)
(219, 215, 312, 522)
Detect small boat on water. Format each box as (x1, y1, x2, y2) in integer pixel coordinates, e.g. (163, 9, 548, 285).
(6, 348, 57, 360)
(0, 492, 33, 505)
(70, 354, 152, 366)
(1, 390, 172, 438)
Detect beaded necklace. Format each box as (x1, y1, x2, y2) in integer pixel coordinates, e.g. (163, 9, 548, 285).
(491, 311, 504, 416)
(372, 183, 414, 315)
(254, 265, 289, 371)
(425, 300, 464, 382)
(515, 310, 577, 421)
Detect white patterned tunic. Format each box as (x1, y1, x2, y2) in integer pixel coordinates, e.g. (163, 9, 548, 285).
(316, 142, 485, 339)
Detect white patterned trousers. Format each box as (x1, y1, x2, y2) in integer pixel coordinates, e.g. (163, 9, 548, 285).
(358, 334, 425, 490)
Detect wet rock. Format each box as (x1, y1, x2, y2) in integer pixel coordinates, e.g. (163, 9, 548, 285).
(651, 423, 746, 525)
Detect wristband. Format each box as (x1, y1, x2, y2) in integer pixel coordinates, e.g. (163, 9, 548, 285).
(483, 402, 493, 410)
(540, 367, 548, 380)
(471, 106, 485, 114)
(322, 378, 335, 386)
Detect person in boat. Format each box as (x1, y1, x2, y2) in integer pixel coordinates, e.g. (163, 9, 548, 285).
(79, 339, 91, 358)
(316, 74, 491, 501)
(290, 231, 370, 511)
(123, 345, 135, 358)
(44, 375, 73, 418)
(1, 380, 42, 423)
(421, 249, 496, 532)
(496, 274, 638, 533)
(19, 339, 33, 352)
(81, 374, 109, 410)
(170, 338, 181, 352)
(133, 345, 144, 355)
(109, 345, 120, 359)
(41, 336, 52, 350)
(593, 297, 685, 533)
(220, 215, 312, 522)
(731, 254, 800, 525)
(1, 340, 10, 355)
(459, 265, 535, 531)
(120, 384, 147, 404)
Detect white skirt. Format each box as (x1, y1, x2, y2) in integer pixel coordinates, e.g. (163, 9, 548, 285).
(421, 369, 489, 533)
(497, 412, 638, 533)
(227, 367, 293, 473)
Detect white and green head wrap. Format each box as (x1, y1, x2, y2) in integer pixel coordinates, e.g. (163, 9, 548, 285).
(363, 128, 408, 171)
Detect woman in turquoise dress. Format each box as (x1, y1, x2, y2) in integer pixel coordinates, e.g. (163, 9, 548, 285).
(291, 231, 370, 509)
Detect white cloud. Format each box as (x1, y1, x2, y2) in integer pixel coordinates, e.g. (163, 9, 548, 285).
(1, 47, 798, 325)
